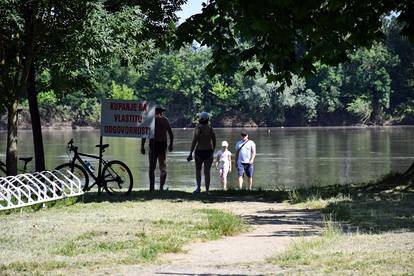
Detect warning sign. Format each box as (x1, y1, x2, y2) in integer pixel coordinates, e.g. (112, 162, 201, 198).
(100, 99, 155, 138)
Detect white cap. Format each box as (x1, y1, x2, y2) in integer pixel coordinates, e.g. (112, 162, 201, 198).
(221, 141, 229, 147)
(198, 111, 209, 120)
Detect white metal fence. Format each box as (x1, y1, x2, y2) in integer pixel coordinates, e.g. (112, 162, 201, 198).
(0, 170, 84, 211)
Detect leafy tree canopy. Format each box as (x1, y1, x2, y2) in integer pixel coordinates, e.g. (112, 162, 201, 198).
(175, 0, 414, 84)
(105, 0, 187, 46)
(0, 0, 187, 104)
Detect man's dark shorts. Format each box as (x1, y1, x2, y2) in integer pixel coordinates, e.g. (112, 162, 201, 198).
(237, 162, 254, 177)
(149, 141, 167, 171)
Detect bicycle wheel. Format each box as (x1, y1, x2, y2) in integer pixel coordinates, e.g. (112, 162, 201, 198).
(55, 163, 89, 191)
(102, 160, 133, 195)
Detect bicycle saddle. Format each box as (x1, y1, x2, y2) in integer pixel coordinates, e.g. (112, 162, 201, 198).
(96, 144, 109, 150)
(19, 157, 33, 163)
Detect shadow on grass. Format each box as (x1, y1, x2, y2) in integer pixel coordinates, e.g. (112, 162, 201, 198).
(82, 190, 326, 237)
(286, 172, 414, 233)
(3, 171, 413, 235)
(323, 190, 414, 232)
(242, 208, 323, 237)
(81, 189, 290, 204)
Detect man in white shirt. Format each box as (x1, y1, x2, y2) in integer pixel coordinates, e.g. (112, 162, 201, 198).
(235, 131, 256, 190)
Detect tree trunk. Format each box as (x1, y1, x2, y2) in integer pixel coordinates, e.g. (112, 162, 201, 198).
(6, 99, 19, 176)
(27, 64, 45, 171)
(4, 0, 38, 175)
(371, 90, 383, 124)
(6, 49, 35, 176)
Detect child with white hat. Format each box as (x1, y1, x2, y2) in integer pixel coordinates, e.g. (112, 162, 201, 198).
(215, 140, 232, 190)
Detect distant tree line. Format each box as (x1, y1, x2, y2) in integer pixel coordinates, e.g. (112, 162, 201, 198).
(4, 16, 412, 128)
(1, 0, 413, 177)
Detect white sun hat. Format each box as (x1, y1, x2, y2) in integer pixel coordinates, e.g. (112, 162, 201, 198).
(221, 141, 229, 147)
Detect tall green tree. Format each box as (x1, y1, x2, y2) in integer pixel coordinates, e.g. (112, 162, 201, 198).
(307, 63, 344, 124)
(343, 42, 399, 124)
(0, 0, 184, 175)
(136, 47, 213, 124)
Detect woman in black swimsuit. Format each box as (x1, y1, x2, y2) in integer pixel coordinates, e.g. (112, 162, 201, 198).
(187, 112, 216, 193)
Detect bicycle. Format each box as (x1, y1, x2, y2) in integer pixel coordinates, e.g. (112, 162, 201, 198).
(55, 138, 133, 195)
(0, 157, 34, 176)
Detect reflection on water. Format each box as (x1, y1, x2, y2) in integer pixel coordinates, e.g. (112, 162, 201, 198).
(1, 127, 414, 190)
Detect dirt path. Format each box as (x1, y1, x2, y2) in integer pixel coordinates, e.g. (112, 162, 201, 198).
(97, 200, 323, 275)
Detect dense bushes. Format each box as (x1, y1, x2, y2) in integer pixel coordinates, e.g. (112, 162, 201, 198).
(2, 18, 413, 128)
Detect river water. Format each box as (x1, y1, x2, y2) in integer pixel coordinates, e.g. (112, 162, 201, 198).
(1, 127, 414, 190)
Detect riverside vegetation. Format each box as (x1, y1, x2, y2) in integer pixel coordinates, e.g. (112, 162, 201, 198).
(1, 173, 413, 275)
(271, 174, 414, 274)
(1, 16, 414, 129)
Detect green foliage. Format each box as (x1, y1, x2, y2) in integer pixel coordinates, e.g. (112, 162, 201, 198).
(210, 81, 237, 101)
(342, 42, 399, 123)
(36, 90, 60, 121)
(3, 16, 412, 128)
(63, 92, 100, 125)
(37, 90, 58, 107)
(110, 81, 136, 100)
(346, 97, 372, 124)
(230, 74, 282, 125)
(135, 47, 213, 123)
(282, 76, 318, 124)
(308, 63, 343, 114)
(395, 100, 414, 123)
(175, 0, 413, 84)
(67, 4, 154, 72)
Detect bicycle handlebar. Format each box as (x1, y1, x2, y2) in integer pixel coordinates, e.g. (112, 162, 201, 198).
(67, 139, 77, 153)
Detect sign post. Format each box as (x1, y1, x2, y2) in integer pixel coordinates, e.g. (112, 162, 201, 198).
(100, 99, 155, 139)
(99, 99, 155, 193)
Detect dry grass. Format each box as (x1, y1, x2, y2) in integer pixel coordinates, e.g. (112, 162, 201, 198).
(272, 228, 414, 275)
(0, 199, 247, 275)
(272, 185, 414, 275)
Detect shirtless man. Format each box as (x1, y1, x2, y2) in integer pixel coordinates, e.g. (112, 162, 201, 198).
(141, 106, 173, 191)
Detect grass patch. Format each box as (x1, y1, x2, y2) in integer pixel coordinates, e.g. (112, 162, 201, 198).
(0, 260, 67, 274)
(271, 227, 414, 275)
(0, 200, 247, 275)
(323, 191, 414, 232)
(272, 177, 414, 274)
(274, 221, 342, 266)
(0, 196, 80, 215)
(196, 209, 251, 238)
(288, 189, 352, 209)
(288, 172, 414, 232)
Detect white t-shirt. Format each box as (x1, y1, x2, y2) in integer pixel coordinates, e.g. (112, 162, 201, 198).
(235, 140, 256, 163)
(216, 149, 231, 169)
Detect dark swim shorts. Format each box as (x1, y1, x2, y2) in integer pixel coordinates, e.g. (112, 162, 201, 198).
(195, 149, 214, 161)
(237, 162, 254, 177)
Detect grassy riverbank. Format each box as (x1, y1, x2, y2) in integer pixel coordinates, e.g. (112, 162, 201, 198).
(271, 177, 414, 274)
(1, 175, 413, 275)
(0, 197, 248, 275)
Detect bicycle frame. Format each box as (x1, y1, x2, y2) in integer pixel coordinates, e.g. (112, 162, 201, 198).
(67, 141, 108, 192)
(0, 159, 33, 175)
(59, 137, 133, 196)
